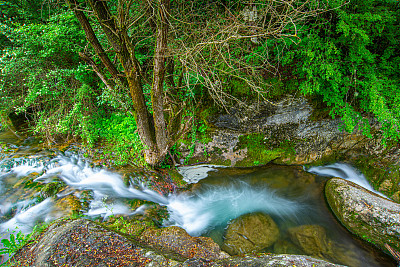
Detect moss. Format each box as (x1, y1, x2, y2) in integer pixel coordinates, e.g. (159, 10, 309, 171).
(228, 79, 252, 99)
(40, 181, 66, 198)
(351, 155, 400, 197)
(235, 133, 296, 167)
(168, 169, 188, 188)
(107, 217, 156, 237)
(198, 132, 213, 145)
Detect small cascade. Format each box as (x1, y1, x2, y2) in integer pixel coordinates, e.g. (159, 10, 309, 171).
(306, 163, 387, 198)
(0, 153, 302, 238)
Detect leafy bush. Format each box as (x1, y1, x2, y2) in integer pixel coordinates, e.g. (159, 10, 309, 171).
(283, 0, 400, 143)
(0, 10, 95, 137)
(92, 113, 145, 166)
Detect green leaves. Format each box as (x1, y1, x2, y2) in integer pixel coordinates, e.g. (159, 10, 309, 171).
(92, 113, 145, 166)
(282, 0, 400, 144)
(0, 231, 30, 264)
(0, 223, 49, 266)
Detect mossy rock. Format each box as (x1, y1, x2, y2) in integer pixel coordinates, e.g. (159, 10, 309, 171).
(325, 178, 400, 255)
(140, 226, 226, 261)
(288, 225, 333, 258)
(222, 212, 279, 255)
(52, 195, 82, 217)
(287, 224, 361, 266)
(235, 133, 295, 167)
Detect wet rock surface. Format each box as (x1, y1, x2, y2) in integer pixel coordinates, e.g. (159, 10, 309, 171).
(182, 96, 400, 169)
(222, 212, 279, 255)
(11, 218, 171, 266)
(287, 224, 360, 267)
(325, 178, 400, 255)
(140, 225, 227, 260)
(11, 218, 347, 267)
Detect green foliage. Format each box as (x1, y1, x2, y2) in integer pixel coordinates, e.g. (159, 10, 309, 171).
(92, 113, 145, 166)
(283, 0, 400, 143)
(0, 223, 49, 265)
(0, 10, 97, 141)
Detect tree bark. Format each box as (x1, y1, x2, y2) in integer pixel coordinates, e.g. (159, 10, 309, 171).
(151, 0, 170, 159)
(66, 0, 122, 83)
(87, 0, 164, 165)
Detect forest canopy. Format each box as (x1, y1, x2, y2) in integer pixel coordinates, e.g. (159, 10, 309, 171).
(0, 0, 399, 166)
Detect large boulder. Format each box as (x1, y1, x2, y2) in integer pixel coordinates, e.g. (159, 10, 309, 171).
(10, 218, 177, 267)
(222, 212, 279, 255)
(325, 178, 400, 254)
(140, 226, 227, 260)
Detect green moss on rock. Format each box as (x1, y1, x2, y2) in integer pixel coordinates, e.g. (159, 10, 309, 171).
(325, 178, 400, 255)
(235, 133, 295, 167)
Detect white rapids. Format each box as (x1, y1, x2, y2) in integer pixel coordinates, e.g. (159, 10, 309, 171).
(0, 153, 302, 237)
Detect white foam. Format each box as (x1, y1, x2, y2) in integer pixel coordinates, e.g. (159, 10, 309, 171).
(177, 165, 222, 184)
(165, 182, 301, 236)
(307, 163, 387, 198)
(0, 198, 54, 235)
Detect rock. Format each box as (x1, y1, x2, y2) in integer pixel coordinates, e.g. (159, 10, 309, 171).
(11, 218, 171, 267)
(213, 254, 346, 267)
(180, 96, 371, 167)
(140, 226, 227, 260)
(325, 178, 400, 255)
(51, 195, 81, 217)
(273, 239, 304, 255)
(379, 179, 393, 193)
(222, 213, 279, 255)
(288, 224, 332, 258)
(287, 224, 361, 267)
(391, 191, 400, 203)
(10, 218, 346, 267)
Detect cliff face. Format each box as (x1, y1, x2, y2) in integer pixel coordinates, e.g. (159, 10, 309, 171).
(178, 96, 400, 201)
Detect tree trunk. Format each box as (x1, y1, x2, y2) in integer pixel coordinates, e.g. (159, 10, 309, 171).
(66, 0, 122, 83)
(151, 0, 171, 160)
(67, 0, 174, 165)
(87, 0, 166, 165)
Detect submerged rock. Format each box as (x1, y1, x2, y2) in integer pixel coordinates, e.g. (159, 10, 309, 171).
(325, 178, 400, 255)
(222, 212, 279, 255)
(287, 224, 360, 267)
(273, 239, 304, 255)
(288, 225, 332, 258)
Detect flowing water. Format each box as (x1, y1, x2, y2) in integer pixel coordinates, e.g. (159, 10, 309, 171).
(0, 129, 396, 266)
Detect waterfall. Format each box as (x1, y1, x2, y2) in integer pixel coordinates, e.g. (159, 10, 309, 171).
(306, 163, 387, 198)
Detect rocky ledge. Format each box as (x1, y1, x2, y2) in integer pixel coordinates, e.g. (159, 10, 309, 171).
(325, 178, 400, 255)
(10, 218, 345, 267)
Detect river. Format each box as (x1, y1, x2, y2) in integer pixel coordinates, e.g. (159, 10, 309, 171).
(0, 129, 396, 266)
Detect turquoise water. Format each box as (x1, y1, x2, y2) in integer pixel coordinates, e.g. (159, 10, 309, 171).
(0, 129, 396, 266)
